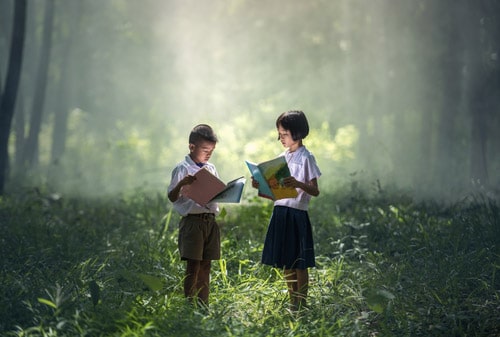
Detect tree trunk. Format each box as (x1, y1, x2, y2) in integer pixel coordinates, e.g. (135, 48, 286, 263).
(14, 90, 26, 169)
(0, 0, 27, 195)
(469, 96, 489, 186)
(466, 2, 491, 188)
(22, 0, 54, 168)
(433, 1, 463, 194)
(48, 1, 83, 188)
(50, 1, 81, 165)
(0, 1, 13, 77)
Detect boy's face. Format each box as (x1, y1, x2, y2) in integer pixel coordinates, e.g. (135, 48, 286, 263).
(189, 140, 216, 164)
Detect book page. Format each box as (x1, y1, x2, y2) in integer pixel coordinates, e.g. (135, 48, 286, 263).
(210, 177, 246, 203)
(245, 161, 274, 199)
(245, 157, 298, 200)
(257, 156, 298, 200)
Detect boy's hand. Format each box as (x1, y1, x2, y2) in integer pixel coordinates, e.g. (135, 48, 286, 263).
(168, 174, 196, 203)
(180, 175, 196, 186)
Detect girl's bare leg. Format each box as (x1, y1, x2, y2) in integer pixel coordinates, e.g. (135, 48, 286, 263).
(284, 269, 298, 308)
(295, 268, 309, 308)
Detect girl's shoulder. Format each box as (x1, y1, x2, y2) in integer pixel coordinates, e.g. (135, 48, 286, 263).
(285, 146, 312, 166)
(293, 146, 315, 160)
(297, 146, 321, 171)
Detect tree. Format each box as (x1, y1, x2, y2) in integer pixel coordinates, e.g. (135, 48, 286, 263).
(48, 1, 82, 186)
(432, 1, 464, 193)
(0, 0, 27, 195)
(467, 1, 500, 188)
(50, 1, 81, 162)
(22, 0, 54, 168)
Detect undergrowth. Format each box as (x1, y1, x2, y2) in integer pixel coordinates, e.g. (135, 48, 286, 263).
(0, 188, 499, 336)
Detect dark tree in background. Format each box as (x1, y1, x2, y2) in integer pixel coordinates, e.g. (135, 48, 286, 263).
(0, 0, 27, 195)
(0, 0, 499, 198)
(50, 1, 81, 166)
(22, 0, 54, 168)
(45, 1, 84, 190)
(433, 1, 463, 190)
(467, 1, 500, 187)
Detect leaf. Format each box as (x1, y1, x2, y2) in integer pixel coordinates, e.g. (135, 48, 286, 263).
(37, 297, 57, 309)
(377, 289, 395, 300)
(137, 273, 163, 291)
(89, 280, 100, 306)
(219, 207, 227, 219)
(365, 288, 395, 314)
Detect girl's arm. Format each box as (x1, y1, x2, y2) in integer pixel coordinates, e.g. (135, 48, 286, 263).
(283, 177, 319, 197)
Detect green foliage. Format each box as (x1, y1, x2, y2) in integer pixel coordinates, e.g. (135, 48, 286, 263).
(1, 188, 499, 336)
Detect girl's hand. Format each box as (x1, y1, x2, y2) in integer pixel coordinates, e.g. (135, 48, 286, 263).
(282, 176, 299, 188)
(282, 176, 320, 197)
(251, 176, 259, 189)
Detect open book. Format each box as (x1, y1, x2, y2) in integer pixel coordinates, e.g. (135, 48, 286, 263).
(182, 167, 246, 207)
(245, 156, 298, 200)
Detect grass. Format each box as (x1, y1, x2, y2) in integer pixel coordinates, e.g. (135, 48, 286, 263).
(0, 187, 499, 336)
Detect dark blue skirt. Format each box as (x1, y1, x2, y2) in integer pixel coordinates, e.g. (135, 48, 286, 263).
(261, 206, 315, 269)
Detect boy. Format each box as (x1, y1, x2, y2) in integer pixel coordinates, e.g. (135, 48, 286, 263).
(167, 124, 220, 306)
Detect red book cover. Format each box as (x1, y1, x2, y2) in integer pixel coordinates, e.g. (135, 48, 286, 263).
(182, 167, 245, 207)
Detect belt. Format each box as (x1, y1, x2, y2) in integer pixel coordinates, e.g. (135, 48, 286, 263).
(186, 213, 215, 222)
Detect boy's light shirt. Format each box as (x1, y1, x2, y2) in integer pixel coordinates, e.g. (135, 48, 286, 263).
(274, 146, 321, 211)
(168, 155, 220, 216)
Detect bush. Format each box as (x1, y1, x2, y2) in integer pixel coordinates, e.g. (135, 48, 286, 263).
(1, 189, 498, 336)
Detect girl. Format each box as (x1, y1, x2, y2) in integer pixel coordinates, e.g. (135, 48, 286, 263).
(252, 110, 321, 310)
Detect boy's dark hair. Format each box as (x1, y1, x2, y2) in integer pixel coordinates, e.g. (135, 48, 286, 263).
(276, 110, 309, 141)
(189, 124, 218, 144)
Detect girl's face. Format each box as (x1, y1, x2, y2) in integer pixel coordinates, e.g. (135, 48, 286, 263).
(189, 140, 216, 164)
(277, 125, 300, 151)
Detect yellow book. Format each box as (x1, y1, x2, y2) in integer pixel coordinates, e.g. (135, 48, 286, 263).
(245, 156, 298, 201)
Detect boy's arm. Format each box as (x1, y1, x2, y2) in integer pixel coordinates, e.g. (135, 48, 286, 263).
(168, 175, 196, 202)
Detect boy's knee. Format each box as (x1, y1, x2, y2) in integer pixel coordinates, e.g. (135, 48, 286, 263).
(200, 260, 211, 271)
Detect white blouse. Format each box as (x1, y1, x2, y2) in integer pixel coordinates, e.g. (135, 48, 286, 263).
(274, 146, 322, 211)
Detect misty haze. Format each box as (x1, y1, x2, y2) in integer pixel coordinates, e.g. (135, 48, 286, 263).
(1, 1, 499, 336)
(1, 0, 498, 200)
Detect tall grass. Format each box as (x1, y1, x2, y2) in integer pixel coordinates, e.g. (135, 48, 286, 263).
(1, 188, 498, 336)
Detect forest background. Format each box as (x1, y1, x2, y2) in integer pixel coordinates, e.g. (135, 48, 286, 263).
(1, 0, 499, 199)
(1, 1, 500, 336)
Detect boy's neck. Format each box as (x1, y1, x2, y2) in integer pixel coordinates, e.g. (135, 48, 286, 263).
(189, 154, 205, 166)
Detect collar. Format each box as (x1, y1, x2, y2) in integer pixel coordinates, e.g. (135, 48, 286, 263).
(286, 145, 305, 156)
(185, 154, 207, 168)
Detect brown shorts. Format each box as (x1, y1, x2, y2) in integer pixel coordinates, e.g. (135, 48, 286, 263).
(178, 213, 220, 261)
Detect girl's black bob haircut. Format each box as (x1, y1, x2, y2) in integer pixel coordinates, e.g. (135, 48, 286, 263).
(276, 110, 309, 141)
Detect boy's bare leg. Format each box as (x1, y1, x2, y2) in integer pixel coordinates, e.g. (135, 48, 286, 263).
(196, 260, 212, 305)
(184, 259, 200, 301)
